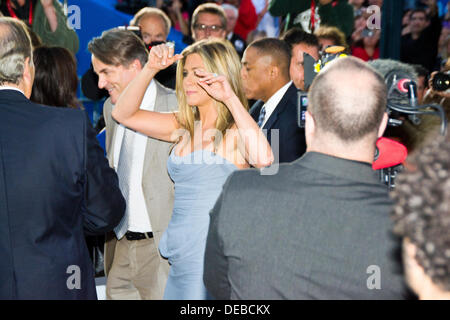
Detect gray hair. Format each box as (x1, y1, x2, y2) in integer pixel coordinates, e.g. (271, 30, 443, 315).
(221, 3, 238, 18)
(130, 7, 171, 37)
(0, 17, 32, 85)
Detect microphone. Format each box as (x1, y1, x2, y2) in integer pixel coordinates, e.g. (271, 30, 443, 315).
(397, 78, 413, 93)
(368, 59, 418, 105)
(372, 137, 408, 170)
(369, 59, 423, 125)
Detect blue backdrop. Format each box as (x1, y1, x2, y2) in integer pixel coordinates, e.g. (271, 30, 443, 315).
(68, 0, 187, 76)
(68, 0, 133, 76)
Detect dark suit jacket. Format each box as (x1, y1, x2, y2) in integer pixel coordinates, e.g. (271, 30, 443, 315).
(250, 83, 306, 163)
(0, 89, 125, 299)
(227, 32, 246, 57)
(204, 152, 409, 299)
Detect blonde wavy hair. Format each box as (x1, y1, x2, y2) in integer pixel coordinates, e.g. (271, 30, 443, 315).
(175, 39, 248, 144)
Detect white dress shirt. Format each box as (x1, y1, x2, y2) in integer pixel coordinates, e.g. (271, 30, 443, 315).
(112, 80, 157, 233)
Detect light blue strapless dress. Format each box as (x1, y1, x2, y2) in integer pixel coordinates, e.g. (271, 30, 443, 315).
(159, 149, 237, 300)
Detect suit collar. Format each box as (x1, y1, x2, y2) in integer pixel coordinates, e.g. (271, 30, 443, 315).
(263, 82, 297, 130)
(294, 152, 379, 184)
(0, 86, 25, 95)
(0, 88, 28, 102)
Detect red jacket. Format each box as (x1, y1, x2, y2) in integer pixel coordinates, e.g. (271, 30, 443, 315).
(234, 0, 258, 41)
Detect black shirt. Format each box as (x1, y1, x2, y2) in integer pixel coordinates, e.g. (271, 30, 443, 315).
(0, 0, 37, 28)
(400, 14, 442, 72)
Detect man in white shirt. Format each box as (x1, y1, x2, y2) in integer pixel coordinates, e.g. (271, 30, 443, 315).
(88, 29, 176, 300)
(241, 37, 306, 163)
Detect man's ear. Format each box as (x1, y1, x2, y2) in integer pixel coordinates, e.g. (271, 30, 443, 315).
(22, 56, 34, 98)
(23, 57, 32, 82)
(305, 110, 315, 148)
(377, 112, 388, 138)
(269, 65, 279, 80)
(132, 59, 142, 71)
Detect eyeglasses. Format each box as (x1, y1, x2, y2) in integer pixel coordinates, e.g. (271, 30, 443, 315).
(194, 24, 224, 33)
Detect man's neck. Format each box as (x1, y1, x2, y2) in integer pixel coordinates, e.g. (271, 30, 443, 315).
(0, 82, 27, 96)
(307, 136, 377, 164)
(411, 31, 421, 40)
(262, 79, 290, 103)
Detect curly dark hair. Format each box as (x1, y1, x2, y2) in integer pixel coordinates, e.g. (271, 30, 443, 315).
(391, 136, 450, 291)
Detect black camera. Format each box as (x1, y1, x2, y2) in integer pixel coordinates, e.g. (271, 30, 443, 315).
(297, 93, 308, 128)
(298, 46, 348, 129)
(116, 26, 166, 51)
(432, 72, 450, 92)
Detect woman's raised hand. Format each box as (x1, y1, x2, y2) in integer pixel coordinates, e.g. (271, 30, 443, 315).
(146, 43, 183, 72)
(195, 69, 236, 104)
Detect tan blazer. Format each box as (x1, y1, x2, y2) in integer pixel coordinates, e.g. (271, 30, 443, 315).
(103, 80, 177, 278)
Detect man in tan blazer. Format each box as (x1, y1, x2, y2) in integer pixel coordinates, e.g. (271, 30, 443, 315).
(89, 28, 176, 300)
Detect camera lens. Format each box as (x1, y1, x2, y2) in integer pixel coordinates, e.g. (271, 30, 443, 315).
(432, 72, 450, 92)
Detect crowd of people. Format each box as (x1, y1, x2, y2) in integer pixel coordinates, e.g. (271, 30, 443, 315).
(1, 0, 450, 300)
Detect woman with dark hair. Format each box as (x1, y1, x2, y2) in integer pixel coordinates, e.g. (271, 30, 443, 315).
(31, 46, 82, 109)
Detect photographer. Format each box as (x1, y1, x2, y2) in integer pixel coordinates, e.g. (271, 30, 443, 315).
(402, 69, 450, 153)
(426, 68, 450, 100)
(281, 27, 320, 91)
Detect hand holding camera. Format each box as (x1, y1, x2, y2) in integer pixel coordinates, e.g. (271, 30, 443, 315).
(427, 71, 450, 99)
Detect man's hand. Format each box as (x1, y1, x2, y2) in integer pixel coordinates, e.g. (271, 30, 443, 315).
(426, 71, 450, 99)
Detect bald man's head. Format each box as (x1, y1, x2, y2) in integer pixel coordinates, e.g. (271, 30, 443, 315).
(308, 57, 387, 143)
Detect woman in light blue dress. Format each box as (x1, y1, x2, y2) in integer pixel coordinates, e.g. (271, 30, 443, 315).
(112, 39, 273, 299)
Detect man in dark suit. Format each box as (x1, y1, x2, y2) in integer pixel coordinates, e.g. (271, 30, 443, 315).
(0, 17, 125, 299)
(204, 56, 409, 299)
(241, 37, 306, 163)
